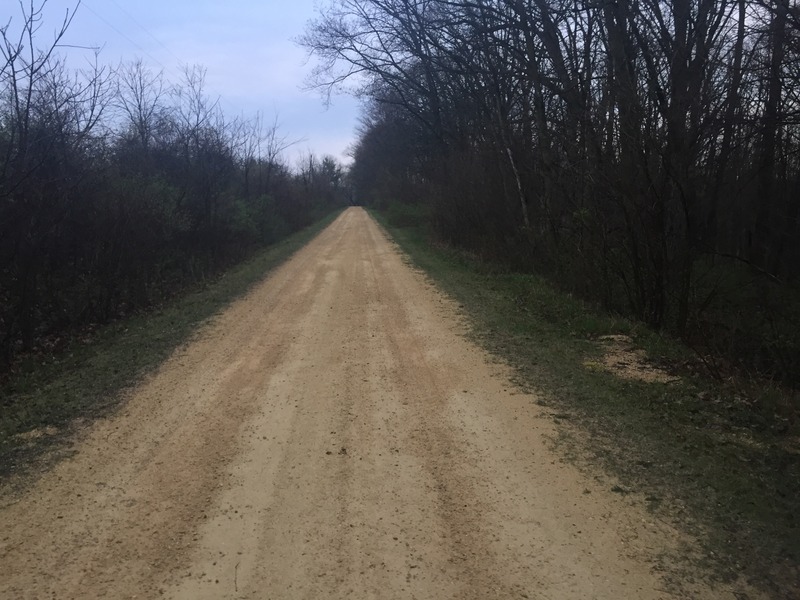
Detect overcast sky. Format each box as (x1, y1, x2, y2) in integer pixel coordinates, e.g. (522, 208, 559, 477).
(13, 0, 360, 164)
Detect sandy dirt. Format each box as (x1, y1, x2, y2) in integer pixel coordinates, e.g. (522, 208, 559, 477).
(586, 335, 680, 384)
(0, 208, 751, 599)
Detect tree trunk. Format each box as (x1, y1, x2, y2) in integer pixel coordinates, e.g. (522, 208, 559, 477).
(754, 0, 788, 271)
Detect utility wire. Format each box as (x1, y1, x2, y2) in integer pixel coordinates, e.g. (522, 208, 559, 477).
(80, 1, 169, 72)
(105, 0, 184, 65)
(81, 0, 245, 115)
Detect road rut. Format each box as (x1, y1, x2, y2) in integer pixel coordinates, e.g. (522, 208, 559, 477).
(1, 208, 743, 599)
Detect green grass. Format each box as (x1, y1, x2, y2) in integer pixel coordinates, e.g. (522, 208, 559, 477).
(374, 208, 799, 597)
(0, 210, 343, 473)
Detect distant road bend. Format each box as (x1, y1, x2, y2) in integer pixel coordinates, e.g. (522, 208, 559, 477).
(0, 208, 746, 599)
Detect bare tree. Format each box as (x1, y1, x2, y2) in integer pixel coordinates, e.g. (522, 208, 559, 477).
(0, 0, 112, 351)
(306, 0, 800, 378)
(115, 59, 165, 153)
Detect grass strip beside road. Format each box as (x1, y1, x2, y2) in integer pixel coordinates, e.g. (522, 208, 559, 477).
(0, 210, 343, 473)
(374, 209, 799, 597)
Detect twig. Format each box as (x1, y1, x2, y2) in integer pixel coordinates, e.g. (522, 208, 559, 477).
(708, 252, 783, 284)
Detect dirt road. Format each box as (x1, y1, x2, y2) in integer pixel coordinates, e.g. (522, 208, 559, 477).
(0, 208, 746, 599)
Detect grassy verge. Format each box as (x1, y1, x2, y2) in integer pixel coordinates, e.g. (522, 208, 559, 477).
(374, 209, 799, 597)
(0, 210, 343, 474)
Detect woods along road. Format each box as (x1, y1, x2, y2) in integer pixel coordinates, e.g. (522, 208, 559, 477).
(0, 208, 751, 599)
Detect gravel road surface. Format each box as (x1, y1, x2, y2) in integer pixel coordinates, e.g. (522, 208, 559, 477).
(0, 208, 748, 599)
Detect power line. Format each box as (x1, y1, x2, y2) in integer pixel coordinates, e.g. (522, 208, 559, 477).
(105, 0, 184, 65)
(79, 1, 169, 73)
(80, 0, 245, 116)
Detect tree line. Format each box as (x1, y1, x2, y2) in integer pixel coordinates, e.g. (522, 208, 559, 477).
(303, 0, 800, 383)
(1, 1, 349, 369)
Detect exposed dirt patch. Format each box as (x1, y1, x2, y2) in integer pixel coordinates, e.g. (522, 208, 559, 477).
(587, 334, 680, 384)
(0, 209, 758, 599)
(12, 425, 59, 442)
